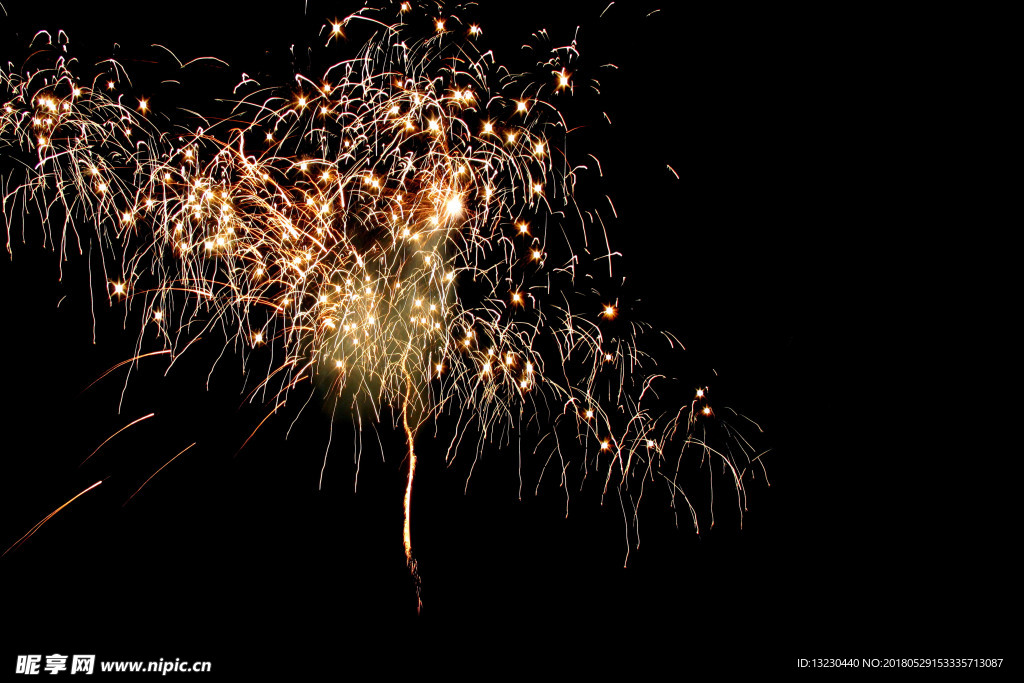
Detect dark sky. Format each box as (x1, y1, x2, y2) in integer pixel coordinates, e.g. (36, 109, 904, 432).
(0, 1, 1011, 677)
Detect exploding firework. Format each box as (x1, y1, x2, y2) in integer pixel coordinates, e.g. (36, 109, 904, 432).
(0, 1, 768, 608)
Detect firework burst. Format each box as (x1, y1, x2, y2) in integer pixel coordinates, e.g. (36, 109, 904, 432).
(1, 1, 768, 608)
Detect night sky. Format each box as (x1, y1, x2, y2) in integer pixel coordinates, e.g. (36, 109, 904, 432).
(1, 1, 1012, 677)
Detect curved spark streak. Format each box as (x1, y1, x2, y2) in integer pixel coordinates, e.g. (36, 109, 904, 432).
(402, 392, 422, 613)
(81, 413, 156, 466)
(123, 443, 197, 506)
(3, 481, 104, 556)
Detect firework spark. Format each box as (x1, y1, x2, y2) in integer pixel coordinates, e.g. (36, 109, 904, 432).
(1, 1, 767, 603)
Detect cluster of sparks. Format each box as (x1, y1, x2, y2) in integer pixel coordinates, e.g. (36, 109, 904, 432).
(1, 1, 766, 605)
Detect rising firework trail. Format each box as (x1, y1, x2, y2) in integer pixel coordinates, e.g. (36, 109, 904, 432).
(0, 1, 768, 607)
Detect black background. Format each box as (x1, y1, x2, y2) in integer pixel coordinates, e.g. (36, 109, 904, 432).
(0, 0, 1012, 677)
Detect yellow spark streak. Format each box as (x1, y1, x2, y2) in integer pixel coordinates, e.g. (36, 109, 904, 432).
(401, 390, 423, 613)
(3, 481, 103, 556)
(235, 401, 287, 457)
(81, 413, 156, 465)
(402, 401, 416, 563)
(123, 443, 197, 505)
(80, 350, 171, 394)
